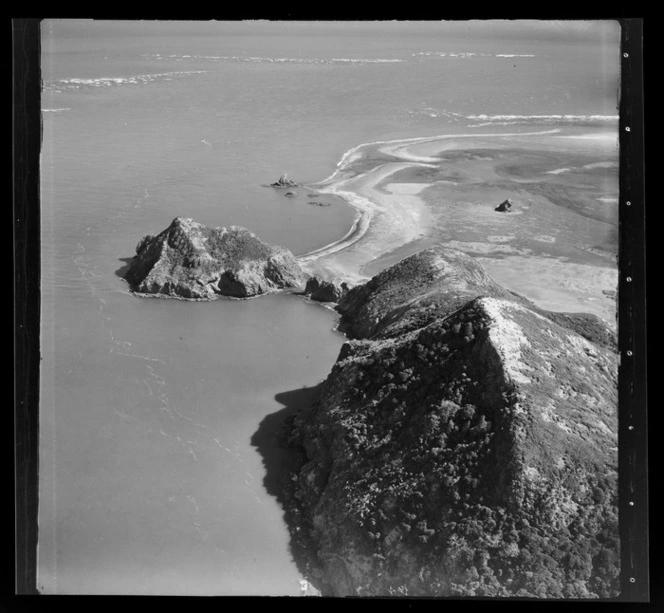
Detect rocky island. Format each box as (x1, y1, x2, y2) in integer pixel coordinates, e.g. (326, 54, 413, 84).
(282, 247, 619, 598)
(265, 173, 300, 188)
(123, 217, 305, 299)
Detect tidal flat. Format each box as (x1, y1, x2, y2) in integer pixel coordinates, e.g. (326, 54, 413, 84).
(301, 128, 618, 326)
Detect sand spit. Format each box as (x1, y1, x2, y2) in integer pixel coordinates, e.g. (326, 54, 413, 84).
(297, 128, 618, 325)
(298, 163, 434, 284)
(299, 130, 563, 280)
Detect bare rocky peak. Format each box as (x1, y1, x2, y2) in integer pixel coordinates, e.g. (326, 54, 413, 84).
(124, 217, 305, 299)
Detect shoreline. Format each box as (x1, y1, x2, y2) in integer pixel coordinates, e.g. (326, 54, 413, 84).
(297, 161, 434, 283)
(298, 128, 597, 275)
(295, 127, 619, 325)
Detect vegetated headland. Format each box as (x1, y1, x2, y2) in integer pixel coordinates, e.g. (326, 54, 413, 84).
(123, 128, 619, 598)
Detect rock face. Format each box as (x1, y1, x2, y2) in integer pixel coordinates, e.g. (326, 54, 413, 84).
(268, 173, 299, 188)
(304, 276, 349, 303)
(495, 199, 513, 212)
(285, 247, 619, 598)
(124, 217, 305, 299)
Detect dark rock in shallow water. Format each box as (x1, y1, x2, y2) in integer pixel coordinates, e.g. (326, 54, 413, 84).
(267, 173, 300, 188)
(285, 247, 619, 598)
(124, 217, 305, 299)
(284, 191, 298, 197)
(495, 198, 513, 212)
(308, 201, 331, 207)
(304, 276, 348, 303)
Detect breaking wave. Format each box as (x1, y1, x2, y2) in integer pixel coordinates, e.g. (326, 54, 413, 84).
(43, 71, 208, 93)
(467, 114, 619, 128)
(405, 107, 619, 128)
(413, 51, 536, 59)
(467, 114, 618, 123)
(142, 53, 403, 65)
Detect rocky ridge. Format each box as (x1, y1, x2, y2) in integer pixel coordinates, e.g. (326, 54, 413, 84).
(123, 217, 305, 299)
(284, 247, 619, 598)
(337, 248, 616, 350)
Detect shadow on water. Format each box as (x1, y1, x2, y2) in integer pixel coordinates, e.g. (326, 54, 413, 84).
(250, 384, 326, 594)
(115, 256, 134, 280)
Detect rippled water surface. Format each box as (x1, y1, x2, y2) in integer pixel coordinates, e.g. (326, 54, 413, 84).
(38, 20, 620, 594)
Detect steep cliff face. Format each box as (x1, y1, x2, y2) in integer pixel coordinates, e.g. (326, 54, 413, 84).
(124, 217, 305, 299)
(304, 276, 349, 303)
(286, 248, 619, 598)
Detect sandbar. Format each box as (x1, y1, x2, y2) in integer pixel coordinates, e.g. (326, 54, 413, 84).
(299, 128, 619, 326)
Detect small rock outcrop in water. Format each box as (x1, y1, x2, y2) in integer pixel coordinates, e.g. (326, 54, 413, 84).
(267, 173, 300, 188)
(284, 191, 298, 197)
(123, 217, 305, 299)
(304, 276, 349, 303)
(284, 247, 619, 598)
(308, 201, 331, 207)
(495, 198, 513, 212)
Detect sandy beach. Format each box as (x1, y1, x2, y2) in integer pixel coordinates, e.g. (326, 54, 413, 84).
(298, 128, 618, 326)
(298, 161, 433, 283)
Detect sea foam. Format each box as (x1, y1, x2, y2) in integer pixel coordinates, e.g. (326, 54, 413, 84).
(44, 71, 208, 92)
(413, 51, 536, 59)
(143, 53, 403, 65)
(467, 114, 619, 128)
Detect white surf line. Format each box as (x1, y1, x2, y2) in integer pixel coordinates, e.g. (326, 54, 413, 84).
(298, 161, 435, 268)
(375, 128, 564, 165)
(315, 128, 562, 185)
(555, 133, 618, 142)
(297, 208, 364, 260)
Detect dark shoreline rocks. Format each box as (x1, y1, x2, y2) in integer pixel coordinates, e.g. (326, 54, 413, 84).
(282, 246, 619, 598)
(123, 217, 305, 299)
(304, 276, 349, 303)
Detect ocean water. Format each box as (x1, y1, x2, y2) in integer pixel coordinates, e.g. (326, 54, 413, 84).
(38, 20, 621, 595)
